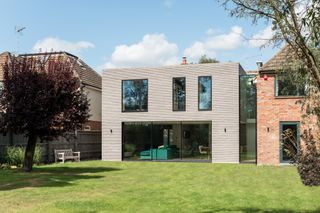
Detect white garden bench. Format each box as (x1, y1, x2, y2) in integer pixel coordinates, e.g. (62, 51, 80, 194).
(54, 149, 80, 163)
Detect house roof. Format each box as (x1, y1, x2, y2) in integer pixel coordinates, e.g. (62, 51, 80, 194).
(259, 45, 299, 73)
(0, 52, 10, 81)
(18, 52, 102, 89)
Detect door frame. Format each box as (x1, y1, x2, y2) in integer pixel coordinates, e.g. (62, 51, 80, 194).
(279, 121, 300, 163)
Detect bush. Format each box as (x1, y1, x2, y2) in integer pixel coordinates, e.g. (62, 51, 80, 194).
(4, 146, 42, 167)
(296, 129, 320, 186)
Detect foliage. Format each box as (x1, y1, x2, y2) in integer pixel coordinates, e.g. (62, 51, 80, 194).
(0, 54, 90, 171)
(220, 0, 320, 186)
(4, 146, 42, 167)
(221, 0, 320, 88)
(198, 55, 219, 64)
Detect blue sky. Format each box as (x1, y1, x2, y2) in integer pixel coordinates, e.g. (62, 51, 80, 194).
(0, 0, 280, 72)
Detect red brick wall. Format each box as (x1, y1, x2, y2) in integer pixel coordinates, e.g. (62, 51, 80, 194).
(257, 73, 304, 165)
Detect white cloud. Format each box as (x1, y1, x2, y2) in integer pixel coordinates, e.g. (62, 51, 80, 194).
(100, 33, 179, 70)
(248, 26, 274, 48)
(183, 26, 243, 62)
(32, 37, 95, 54)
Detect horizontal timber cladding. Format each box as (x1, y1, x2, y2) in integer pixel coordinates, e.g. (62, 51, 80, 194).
(102, 63, 242, 163)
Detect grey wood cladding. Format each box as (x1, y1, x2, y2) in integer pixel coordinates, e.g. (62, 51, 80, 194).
(102, 63, 242, 163)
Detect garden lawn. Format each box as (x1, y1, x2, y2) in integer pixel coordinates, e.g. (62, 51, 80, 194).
(0, 161, 320, 213)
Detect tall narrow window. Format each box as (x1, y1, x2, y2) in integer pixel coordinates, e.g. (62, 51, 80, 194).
(173, 77, 186, 111)
(198, 76, 212, 111)
(122, 79, 148, 112)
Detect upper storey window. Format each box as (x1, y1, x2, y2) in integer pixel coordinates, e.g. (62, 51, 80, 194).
(173, 77, 186, 111)
(122, 79, 148, 112)
(198, 76, 212, 111)
(275, 74, 306, 97)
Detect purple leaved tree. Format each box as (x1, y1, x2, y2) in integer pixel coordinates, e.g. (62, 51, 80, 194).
(0, 54, 90, 172)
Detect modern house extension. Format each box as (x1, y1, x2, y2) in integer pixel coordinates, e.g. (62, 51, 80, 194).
(102, 62, 257, 163)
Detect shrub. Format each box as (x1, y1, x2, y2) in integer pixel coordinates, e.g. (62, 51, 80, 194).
(296, 129, 320, 186)
(4, 146, 42, 167)
(285, 129, 320, 186)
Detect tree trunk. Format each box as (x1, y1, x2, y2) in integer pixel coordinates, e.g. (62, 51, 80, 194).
(23, 132, 37, 172)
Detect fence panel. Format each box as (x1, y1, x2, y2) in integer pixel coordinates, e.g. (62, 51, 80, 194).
(0, 131, 101, 163)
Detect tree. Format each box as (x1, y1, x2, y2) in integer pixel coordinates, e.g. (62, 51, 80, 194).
(0, 54, 90, 172)
(198, 55, 219, 64)
(220, 0, 320, 185)
(221, 0, 320, 88)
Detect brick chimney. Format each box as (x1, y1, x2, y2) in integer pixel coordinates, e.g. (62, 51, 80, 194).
(181, 56, 187, 65)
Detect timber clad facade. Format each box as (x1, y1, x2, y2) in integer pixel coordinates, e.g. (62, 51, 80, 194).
(102, 63, 245, 163)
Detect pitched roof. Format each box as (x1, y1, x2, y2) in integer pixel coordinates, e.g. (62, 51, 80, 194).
(260, 45, 299, 72)
(18, 52, 102, 89)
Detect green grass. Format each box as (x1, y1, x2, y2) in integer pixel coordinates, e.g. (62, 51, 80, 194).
(0, 161, 320, 213)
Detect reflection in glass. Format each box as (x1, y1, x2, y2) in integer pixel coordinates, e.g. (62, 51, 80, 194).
(122, 79, 148, 112)
(240, 75, 257, 163)
(281, 123, 299, 162)
(122, 121, 211, 161)
(276, 74, 306, 96)
(173, 77, 186, 111)
(198, 76, 212, 110)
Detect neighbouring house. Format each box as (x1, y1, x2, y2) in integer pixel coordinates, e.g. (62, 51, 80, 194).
(102, 60, 256, 163)
(256, 46, 315, 165)
(0, 51, 102, 131)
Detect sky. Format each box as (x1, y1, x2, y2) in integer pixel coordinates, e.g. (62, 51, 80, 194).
(0, 0, 281, 73)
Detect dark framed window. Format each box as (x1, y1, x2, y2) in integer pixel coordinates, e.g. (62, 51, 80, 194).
(122, 79, 148, 112)
(275, 74, 306, 97)
(0, 81, 3, 92)
(173, 77, 186, 111)
(198, 76, 212, 111)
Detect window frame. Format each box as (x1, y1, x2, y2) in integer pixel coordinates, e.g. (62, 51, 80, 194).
(274, 74, 306, 97)
(172, 77, 186, 112)
(279, 121, 300, 163)
(121, 79, 149, 113)
(198, 76, 212, 111)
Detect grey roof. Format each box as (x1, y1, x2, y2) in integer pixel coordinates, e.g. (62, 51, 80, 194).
(18, 52, 101, 89)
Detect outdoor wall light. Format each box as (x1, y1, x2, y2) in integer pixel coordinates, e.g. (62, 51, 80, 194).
(110, 129, 113, 133)
(224, 128, 227, 133)
(267, 127, 270, 132)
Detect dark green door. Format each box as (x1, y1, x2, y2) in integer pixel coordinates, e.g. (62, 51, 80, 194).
(280, 122, 300, 163)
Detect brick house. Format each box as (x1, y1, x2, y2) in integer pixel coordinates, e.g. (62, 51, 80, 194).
(0, 51, 102, 131)
(256, 46, 311, 165)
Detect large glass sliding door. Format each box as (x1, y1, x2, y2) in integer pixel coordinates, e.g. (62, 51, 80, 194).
(181, 122, 211, 160)
(122, 121, 211, 161)
(122, 122, 152, 160)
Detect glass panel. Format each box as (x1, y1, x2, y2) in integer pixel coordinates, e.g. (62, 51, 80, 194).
(240, 75, 257, 163)
(123, 122, 151, 160)
(198, 76, 212, 110)
(0, 81, 3, 94)
(122, 79, 148, 112)
(281, 123, 299, 162)
(151, 122, 181, 160)
(181, 122, 211, 161)
(276, 74, 306, 96)
(173, 77, 186, 111)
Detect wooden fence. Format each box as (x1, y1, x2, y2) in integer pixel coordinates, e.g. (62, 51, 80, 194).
(0, 131, 101, 163)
